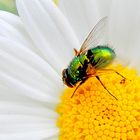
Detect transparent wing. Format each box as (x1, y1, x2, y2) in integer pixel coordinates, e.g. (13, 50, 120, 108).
(78, 17, 108, 55)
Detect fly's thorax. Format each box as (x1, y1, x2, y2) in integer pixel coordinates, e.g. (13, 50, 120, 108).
(67, 54, 89, 84)
(87, 45, 116, 69)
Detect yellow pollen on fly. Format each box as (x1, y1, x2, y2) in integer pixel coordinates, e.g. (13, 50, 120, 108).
(56, 65, 140, 140)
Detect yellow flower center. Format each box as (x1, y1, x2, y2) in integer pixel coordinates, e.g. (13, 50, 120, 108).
(57, 65, 140, 140)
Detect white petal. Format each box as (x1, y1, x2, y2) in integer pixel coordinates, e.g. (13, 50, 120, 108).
(96, 0, 112, 17)
(109, 0, 140, 69)
(0, 128, 58, 140)
(0, 11, 38, 52)
(16, 0, 80, 74)
(0, 37, 62, 103)
(45, 135, 58, 140)
(0, 101, 58, 118)
(59, 0, 100, 43)
(0, 115, 56, 130)
(0, 95, 58, 139)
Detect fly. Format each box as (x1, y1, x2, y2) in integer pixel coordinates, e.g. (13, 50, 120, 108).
(62, 17, 126, 100)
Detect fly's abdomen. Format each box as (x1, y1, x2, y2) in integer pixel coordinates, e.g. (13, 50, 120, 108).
(87, 45, 116, 69)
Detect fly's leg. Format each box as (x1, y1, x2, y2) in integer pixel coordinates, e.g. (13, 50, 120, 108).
(99, 69, 126, 79)
(71, 73, 119, 100)
(99, 69, 127, 84)
(71, 72, 108, 98)
(115, 71, 126, 79)
(71, 78, 87, 98)
(96, 75, 118, 100)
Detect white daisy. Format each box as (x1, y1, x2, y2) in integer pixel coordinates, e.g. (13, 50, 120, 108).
(0, 0, 139, 140)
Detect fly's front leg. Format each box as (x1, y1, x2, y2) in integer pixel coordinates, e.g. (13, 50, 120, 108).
(71, 78, 88, 98)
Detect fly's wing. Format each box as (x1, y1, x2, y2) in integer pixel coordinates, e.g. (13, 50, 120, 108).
(78, 17, 108, 55)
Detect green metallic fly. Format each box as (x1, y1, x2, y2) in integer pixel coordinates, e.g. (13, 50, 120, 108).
(62, 17, 125, 100)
